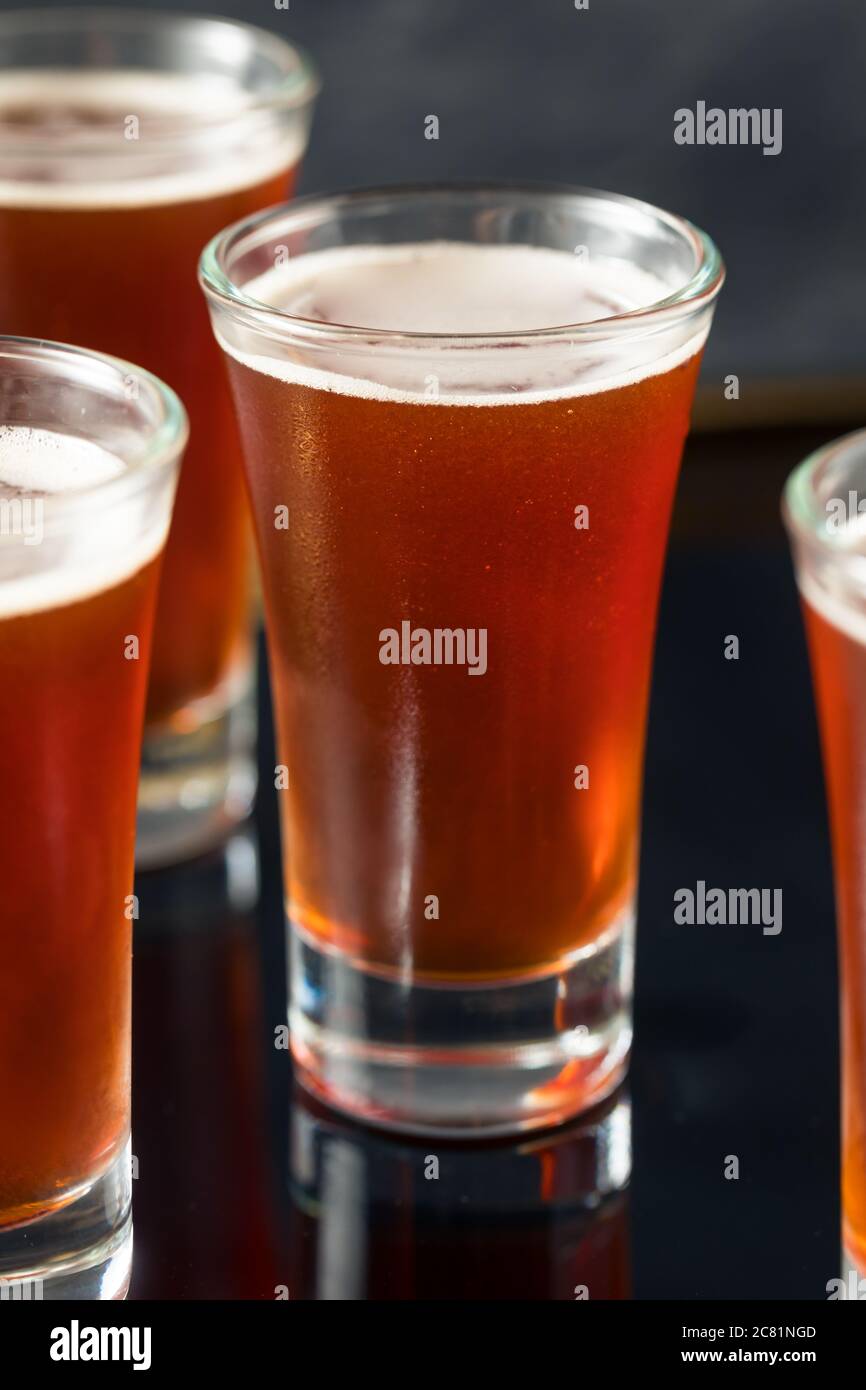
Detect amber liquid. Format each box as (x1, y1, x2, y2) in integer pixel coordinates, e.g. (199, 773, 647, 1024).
(803, 595, 866, 1272)
(227, 350, 702, 979)
(0, 559, 159, 1225)
(0, 121, 296, 727)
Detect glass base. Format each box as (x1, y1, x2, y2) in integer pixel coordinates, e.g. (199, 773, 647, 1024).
(0, 1144, 132, 1301)
(136, 672, 256, 869)
(289, 909, 633, 1137)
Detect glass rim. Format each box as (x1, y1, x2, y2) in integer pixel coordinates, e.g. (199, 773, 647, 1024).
(199, 181, 725, 348)
(0, 7, 321, 127)
(0, 334, 188, 523)
(783, 427, 866, 555)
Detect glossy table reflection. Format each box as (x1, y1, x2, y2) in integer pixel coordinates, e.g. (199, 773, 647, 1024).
(289, 1087, 630, 1301)
(128, 828, 630, 1301)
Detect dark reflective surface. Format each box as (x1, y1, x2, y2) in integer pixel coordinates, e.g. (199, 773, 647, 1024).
(287, 1086, 630, 1301)
(129, 832, 283, 1299)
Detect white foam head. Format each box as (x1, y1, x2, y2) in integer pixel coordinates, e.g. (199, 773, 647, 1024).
(0, 426, 167, 618)
(221, 242, 708, 404)
(0, 70, 304, 208)
(0, 425, 125, 492)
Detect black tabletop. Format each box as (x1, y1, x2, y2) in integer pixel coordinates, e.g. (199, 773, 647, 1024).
(127, 422, 842, 1301)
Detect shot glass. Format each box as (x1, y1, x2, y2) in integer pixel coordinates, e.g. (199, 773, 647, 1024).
(0, 8, 319, 865)
(784, 427, 866, 1279)
(201, 185, 723, 1135)
(0, 335, 185, 1297)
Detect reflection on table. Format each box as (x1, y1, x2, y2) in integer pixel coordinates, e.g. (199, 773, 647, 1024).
(127, 824, 630, 1300)
(287, 1084, 631, 1301)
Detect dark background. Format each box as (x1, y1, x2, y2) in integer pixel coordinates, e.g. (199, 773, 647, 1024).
(6, 0, 862, 1299)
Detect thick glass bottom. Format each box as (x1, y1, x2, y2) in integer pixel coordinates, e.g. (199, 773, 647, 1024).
(0, 1144, 131, 1301)
(136, 670, 256, 868)
(290, 908, 634, 1137)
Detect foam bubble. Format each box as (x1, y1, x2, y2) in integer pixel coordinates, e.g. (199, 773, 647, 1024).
(223, 242, 707, 404)
(0, 70, 303, 208)
(0, 426, 166, 618)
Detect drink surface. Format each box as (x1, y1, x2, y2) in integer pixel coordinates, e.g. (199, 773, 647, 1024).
(0, 425, 165, 616)
(0, 70, 304, 205)
(0, 70, 300, 725)
(235, 241, 705, 400)
(224, 242, 704, 978)
(0, 427, 159, 1223)
(0, 425, 123, 490)
(249, 241, 664, 333)
(800, 574, 866, 1274)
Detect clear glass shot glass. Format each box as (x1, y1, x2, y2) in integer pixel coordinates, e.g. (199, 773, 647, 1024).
(784, 427, 866, 1280)
(201, 184, 723, 1136)
(0, 334, 185, 1297)
(0, 8, 320, 865)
